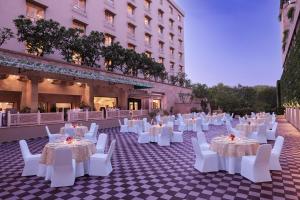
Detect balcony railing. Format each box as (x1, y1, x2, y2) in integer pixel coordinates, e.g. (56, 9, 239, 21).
(105, 0, 115, 8)
(127, 32, 136, 40)
(104, 21, 115, 31)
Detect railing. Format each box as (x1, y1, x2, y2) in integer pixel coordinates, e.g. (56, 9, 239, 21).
(4, 110, 147, 127)
(7, 111, 64, 127)
(68, 110, 104, 122)
(285, 107, 300, 129)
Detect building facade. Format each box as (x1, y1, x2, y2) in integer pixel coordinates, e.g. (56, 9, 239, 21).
(280, 0, 300, 66)
(0, 0, 191, 113)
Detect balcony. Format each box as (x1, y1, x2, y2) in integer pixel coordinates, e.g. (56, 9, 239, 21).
(144, 25, 152, 32)
(159, 48, 164, 54)
(105, 0, 115, 8)
(158, 17, 164, 24)
(72, 3, 87, 17)
(104, 21, 115, 31)
(144, 42, 152, 49)
(169, 54, 175, 60)
(127, 13, 135, 22)
(144, 7, 151, 14)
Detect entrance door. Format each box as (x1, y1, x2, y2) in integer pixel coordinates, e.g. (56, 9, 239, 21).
(128, 98, 141, 110)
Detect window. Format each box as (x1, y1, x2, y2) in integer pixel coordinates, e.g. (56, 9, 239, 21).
(128, 43, 136, 50)
(73, 0, 86, 11)
(170, 47, 174, 55)
(179, 39, 183, 48)
(128, 23, 136, 35)
(169, 6, 173, 14)
(105, 10, 115, 25)
(159, 41, 164, 52)
(178, 26, 183, 34)
(169, 19, 174, 29)
(144, 15, 151, 27)
(179, 52, 183, 60)
(94, 97, 117, 111)
(145, 51, 152, 58)
(177, 14, 181, 22)
(0, 102, 14, 110)
(26, 2, 45, 22)
(158, 57, 164, 64)
(170, 62, 175, 70)
(72, 20, 86, 34)
(158, 9, 164, 21)
(72, 52, 82, 65)
(158, 25, 164, 34)
(127, 3, 135, 16)
(179, 65, 184, 72)
(105, 60, 112, 70)
(145, 33, 152, 45)
(169, 33, 174, 41)
(152, 99, 161, 109)
(104, 34, 115, 46)
(144, 0, 151, 11)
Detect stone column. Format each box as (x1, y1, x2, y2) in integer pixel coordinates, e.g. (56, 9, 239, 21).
(20, 76, 39, 112)
(119, 88, 129, 110)
(83, 82, 95, 110)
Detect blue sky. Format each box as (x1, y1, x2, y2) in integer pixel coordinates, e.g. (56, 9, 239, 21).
(175, 0, 282, 87)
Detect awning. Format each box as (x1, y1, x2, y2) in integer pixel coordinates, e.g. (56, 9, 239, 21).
(0, 53, 153, 88)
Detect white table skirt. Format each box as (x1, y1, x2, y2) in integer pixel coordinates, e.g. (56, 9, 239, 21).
(218, 156, 242, 174)
(37, 160, 90, 180)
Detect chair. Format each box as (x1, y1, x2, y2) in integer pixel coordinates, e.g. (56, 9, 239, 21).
(171, 130, 183, 143)
(45, 126, 60, 142)
(178, 118, 187, 131)
(267, 122, 278, 141)
(137, 127, 150, 144)
(269, 136, 284, 171)
(89, 140, 116, 176)
(143, 118, 151, 132)
(158, 126, 170, 146)
(202, 118, 209, 131)
(241, 144, 272, 183)
(119, 119, 129, 133)
(96, 133, 108, 153)
(19, 140, 41, 176)
(191, 137, 219, 173)
(196, 131, 210, 150)
(249, 124, 267, 143)
(50, 148, 76, 187)
(84, 124, 99, 143)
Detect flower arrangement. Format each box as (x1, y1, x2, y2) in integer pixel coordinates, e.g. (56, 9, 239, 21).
(66, 136, 73, 144)
(229, 134, 235, 141)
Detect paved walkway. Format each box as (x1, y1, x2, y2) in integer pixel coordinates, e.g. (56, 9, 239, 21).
(0, 117, 299, 200)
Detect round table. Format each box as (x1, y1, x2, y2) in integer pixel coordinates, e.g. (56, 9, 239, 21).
(210, 135, 259, 174)
(149, 125, 173, 142)
(60, 126, 88, 137)
(40, 139, 96, 165)
(235, 123, 261, 137)
(127, 120, 143, 133)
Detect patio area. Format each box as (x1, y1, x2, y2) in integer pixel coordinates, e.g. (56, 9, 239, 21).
(0, 116, 299, 200)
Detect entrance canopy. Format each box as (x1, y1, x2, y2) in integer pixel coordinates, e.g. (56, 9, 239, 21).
(0, 50, 153, 89)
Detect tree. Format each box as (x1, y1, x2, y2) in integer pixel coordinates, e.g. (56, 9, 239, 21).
(57, 27, 82, 63)
(80, 31, 104, 67)
(192, 83, 209, 99)
(0, 28, 14, 46)
(169, 75, 178, 85)
(124, 49, 142, 76)
(177, 72, 187, 87)
(101, 42, 126, 72)
(14, 15, 61, 56)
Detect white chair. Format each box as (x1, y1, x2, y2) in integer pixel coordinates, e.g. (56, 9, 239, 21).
(196, 131, 210, 150)
(89, 140, 116, 176)
(171, 130, 183, 143)
(45, 126, 60, 142)
(143, 118, 151, 132)
(50, 148, 76, 187)
(267, 122, 278, 141)
(19, 140, 41, 176)
(201, 118, 209, 131)
(269, 136, 284, 171)
(249, 124, 267, 144)
(84, 124, 99, 143)
(137, 127, 150, 144)
(158, 126, 171, 146)
(119, 119, 129, 133)
(194, 118, 202, 132)
(241, 144, 272, 183)
(178, 118, 187, 131)
(156, 115, 161, 124)
(96, 133, 108, 153)
(191, 137, 219, 173)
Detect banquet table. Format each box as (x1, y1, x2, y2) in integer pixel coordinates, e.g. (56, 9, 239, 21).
(210, 135, 259, 174)
(38, 139, 96, 179)
(60, 126, 88, 137)
(149, 125, 173, 142)
(235, 123, 261, 137)
(127, 119, 143, 133)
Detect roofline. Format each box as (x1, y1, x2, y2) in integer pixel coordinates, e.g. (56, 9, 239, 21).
(168, 0, 185, 17)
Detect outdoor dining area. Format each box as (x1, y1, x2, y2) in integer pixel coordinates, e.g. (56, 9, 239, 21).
(2, 110, 296, 199)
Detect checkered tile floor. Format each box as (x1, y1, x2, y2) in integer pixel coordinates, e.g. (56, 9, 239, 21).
(1, 117, 300, 199)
